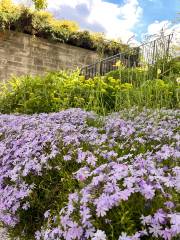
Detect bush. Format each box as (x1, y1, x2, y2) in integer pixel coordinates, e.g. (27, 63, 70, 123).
(0, 108, 179, 240)
(0, 70, 179, 114)
(0, 71, 82, 114)
(68, 31, 95, 50)
(0, 0, 21, 30)
(105, 67, 150, 86)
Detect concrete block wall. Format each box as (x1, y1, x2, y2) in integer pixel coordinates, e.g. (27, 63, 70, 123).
(0, 31, 99, 82)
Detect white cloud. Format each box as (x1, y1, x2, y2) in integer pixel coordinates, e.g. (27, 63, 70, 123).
(13, 0, 142, 43)
(46, 0, 143, 43)
(143, 20, 180, 56)
(146, 20, 171, 36)
(144, 20, 180, 44)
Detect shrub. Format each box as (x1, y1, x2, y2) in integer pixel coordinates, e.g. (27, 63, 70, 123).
(0, 70, 179, 114)
(168, 57, 180, 75)
(0, 108, 179, 240)
(0, 71, 81, 114)
(0, 0, 21, 30)
(105, 67, 150, 86)
(32, 0, 47, 10)
(68, 31, 95, 50)
(90, 33, 129, 57)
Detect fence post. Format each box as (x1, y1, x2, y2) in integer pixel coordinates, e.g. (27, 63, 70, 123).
(99, 61, 103, 75)
(166, 34, 172, 56)
(152, 40, 156, 64)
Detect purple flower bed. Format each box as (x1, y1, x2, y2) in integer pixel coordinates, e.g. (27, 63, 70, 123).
(0, 108, 179, 240)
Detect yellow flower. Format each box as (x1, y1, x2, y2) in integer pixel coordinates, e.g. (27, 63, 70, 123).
(157, 69, 161, 75)
(176, 77, 180, 84)
(113, 60, 124, 68)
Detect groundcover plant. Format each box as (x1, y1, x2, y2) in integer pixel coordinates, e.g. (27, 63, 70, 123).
(0, 108, 179, 240)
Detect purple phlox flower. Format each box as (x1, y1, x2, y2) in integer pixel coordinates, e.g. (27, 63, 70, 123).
(1, 109, 180, 239)
(110, 163, 129, 180)
(156, 145, 174, 161)
(168, 213, 180, 234)
(44, 229, 51, 240)
(22, 202, 30, 210)
(74, 167, 90, 182)
(92, 230, 107, 240)
(164, 201, 175, 209)
(103, 181, 118, 194)
(44, 210, 50, 219)
(80, 206, 91, 225)
(163, 175, 175, 188)
(172, 167, 180, 191)
(118, 188, 134, 201)
(49, 227, 63, 239)
(85, 227, 96, 238)
(35, 230, 42, 240)
(0, 212, 18, 227)
(118, 232, 132, 240)
(153, 209, 166, 224)
(134, 137, 145, 144)
(161, 228, 173, 240)
(123, 176, 136, 188)
(94, 194, 111, 217)
(64, 155, 72, 161)
(92, 164, 108, 175)
(132, 232, 141, 240)
(139, 181, 155, 199)
(80, 189, 91, 205)
(86, 153, 97, 166)
(102, 150, 118, 160)
(77, 149, 87, 163)
(69, 192, 79, 203)
(149, 224, 162, 237)
(60, 215, 73, 229)
(105, 118, 135, 139)
(117, 154, 133, 162)
(91, 174, 105, 186)
(140, 215, 152, 225)
(63, 223, 83, 240)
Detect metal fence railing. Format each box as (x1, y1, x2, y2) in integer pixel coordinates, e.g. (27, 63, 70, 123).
(81, 34, 173, 79)
(140, 33, 173, 65)
(81, 50, 139, 79)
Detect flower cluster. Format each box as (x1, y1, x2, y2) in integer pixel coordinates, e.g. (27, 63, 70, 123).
(0, 108, 179, 240)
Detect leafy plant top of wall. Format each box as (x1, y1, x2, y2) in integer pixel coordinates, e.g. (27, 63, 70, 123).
(0, 0, 130, 56)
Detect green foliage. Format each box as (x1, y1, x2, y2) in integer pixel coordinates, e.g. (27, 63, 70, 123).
(68, 30, 95, 50)
(105, 67, 149, 86)
(90, 33, 128, 57)
(116, 78, 179, 110)
(32, 0, 47, 10)
(168, 57, 180, 75)
(9, 158, 80, 240)
(0, 0, 21, 30)
(0, 71, 79, 114)
(148, 57, 180, 80)
(0, 68, 179, 115)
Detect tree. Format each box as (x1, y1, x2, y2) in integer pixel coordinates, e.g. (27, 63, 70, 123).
(32, 0, 47, 10)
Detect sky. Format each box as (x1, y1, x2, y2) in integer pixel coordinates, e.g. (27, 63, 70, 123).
(14, 0, 180, 46)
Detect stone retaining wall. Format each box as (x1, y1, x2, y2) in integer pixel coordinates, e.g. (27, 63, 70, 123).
(0, 31, 99, 82)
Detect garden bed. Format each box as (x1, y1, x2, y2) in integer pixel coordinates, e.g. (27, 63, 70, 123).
(0, 108, 179, 240)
